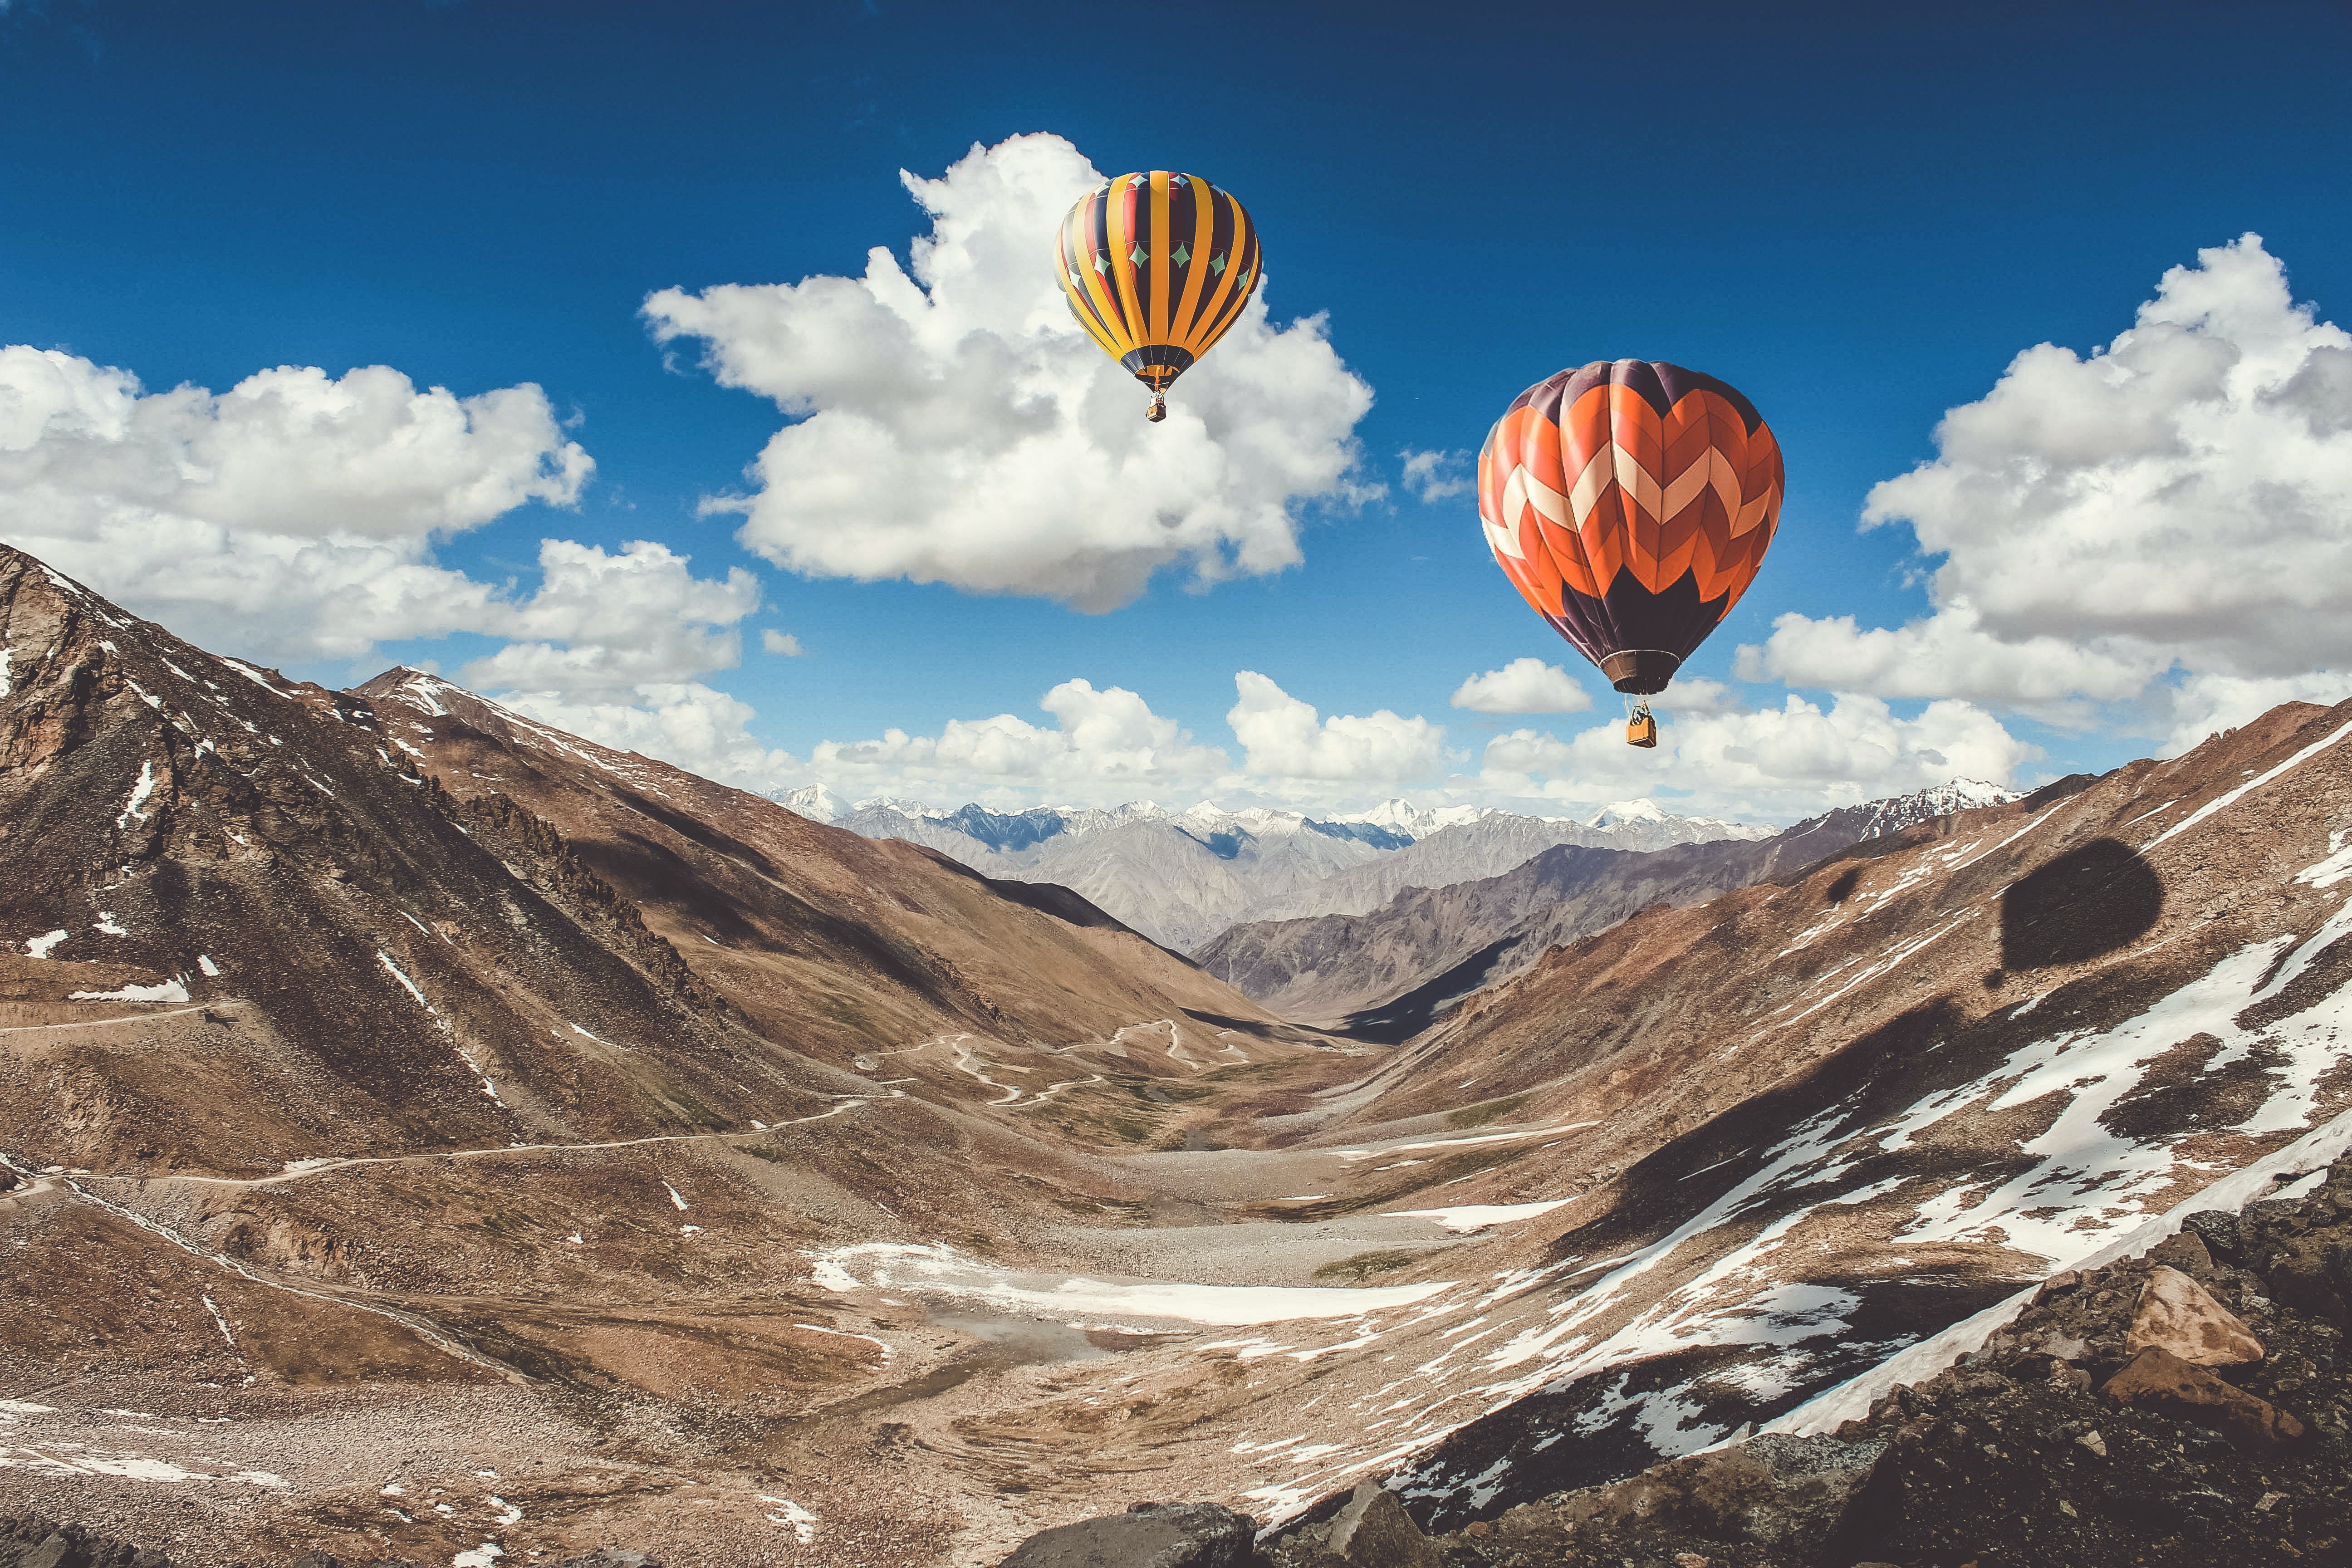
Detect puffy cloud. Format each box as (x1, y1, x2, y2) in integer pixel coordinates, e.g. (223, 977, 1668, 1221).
(500, 682, 789, 788)
(1744, 235, 2352, 746)
(461, 539, 757, 694)
(643, 133, 1377, 612)
(1399, 447, 1472, 503)
(2159, 669, 2352, 754)
(1450, 657, 1595, 714)
(763, 628, 807, 656)
(0, 343, 782, 789)
(450, 539, 777, 787)
(1228, 671, 1448, 784)
(0, 348, 592, 661)
(1736, 605, 2159, 724)
(1470, 692, 2033, 820)
(809, 678, 1229, 800)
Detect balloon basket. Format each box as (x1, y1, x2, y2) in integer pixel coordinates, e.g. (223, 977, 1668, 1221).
(1625, 702, 1658, 749)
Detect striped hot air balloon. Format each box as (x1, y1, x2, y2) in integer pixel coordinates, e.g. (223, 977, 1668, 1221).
(1477, 361, 1784, 747)
(1054, 171, 1261, 421)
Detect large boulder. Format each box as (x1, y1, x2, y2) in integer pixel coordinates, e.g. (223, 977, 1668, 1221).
(2102, 1343, 2305, 1455)
(998, 1501, 1259, 1568)
(2124, 1264, 2264, 1365)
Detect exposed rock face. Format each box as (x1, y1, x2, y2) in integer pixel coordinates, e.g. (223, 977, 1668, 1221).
(996, 1501, 1259, 1567)
(1269, 1480, 1441, 1567)
(2125, 1263, 2265, 1364)
(1267, 1151, 2352, 1567)
(2101, 1343, 2304, 1453)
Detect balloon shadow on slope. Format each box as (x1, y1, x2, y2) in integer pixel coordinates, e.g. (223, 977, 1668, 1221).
(1999, 838, 2164, 973)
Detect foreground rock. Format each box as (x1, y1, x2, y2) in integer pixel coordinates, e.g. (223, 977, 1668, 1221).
(1259, 1151, 2352, 1566)
(998, 1502, 1259, 1568)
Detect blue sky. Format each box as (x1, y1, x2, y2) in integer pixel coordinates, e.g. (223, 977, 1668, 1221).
(5, 1, 2351, 820)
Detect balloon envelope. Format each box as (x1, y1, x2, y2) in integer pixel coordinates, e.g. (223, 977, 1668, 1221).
(1477, 360, 1784, 695)
(1055, 172, 1261, 400)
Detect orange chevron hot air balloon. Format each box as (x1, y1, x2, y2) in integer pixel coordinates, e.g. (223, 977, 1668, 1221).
(1477, 360, 1784, 745)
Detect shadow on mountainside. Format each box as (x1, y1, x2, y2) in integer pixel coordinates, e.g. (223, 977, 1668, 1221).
(2000, 837, 2165, 973)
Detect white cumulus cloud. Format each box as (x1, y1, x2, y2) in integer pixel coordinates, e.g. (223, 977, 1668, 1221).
(1744, 235, 2352, 749)
(1398, 447, 1472, 503)
(763, 628, 807, 656)
(809, 678, 1230, 800)
(1472, 692, 2033, 820)
(0, 348, 593, 662)
(642, 133, 1377, 612)
(1228, 671, 1448, 784)
(1450, 657, 1595, 715)
(461, 539, 758, 694)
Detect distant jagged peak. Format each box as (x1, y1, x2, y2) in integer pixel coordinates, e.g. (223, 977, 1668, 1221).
(1334, 798, 1495, 835)
(774, 782, 848, 823)
(1586, 797, 1669, 828)
(1853, 777, 2021, 838)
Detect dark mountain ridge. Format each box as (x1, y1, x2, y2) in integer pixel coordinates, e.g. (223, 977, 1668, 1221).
(1196, 784, 2008, 1032)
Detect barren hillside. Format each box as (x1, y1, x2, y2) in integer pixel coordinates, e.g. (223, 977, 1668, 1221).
(7, 542, 2352, 1568)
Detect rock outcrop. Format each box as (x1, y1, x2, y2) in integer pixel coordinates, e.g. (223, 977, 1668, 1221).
(1263, 1149, 2352, 1566)
(997, 1501, 1259, 1568)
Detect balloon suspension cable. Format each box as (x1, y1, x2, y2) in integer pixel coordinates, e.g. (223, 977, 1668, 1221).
(1622, 694, 1652, 722)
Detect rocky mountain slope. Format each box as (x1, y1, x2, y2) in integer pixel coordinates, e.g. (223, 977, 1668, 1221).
(10, 536, 2352, 1568)
(1160, 698, 2352, 1535)
(1196, 780, 2015, 1031)
(0, 546, 1361, 1568)
(782, 791, 1767, 952)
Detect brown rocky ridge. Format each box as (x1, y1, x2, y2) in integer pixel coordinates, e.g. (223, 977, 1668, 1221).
(7, 540, 2352, 1568)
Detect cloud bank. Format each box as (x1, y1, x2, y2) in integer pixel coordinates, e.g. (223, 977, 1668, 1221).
(0, 344, 770, 782)
(0, 349, 592, 661)
(1451, 657, 1595, 714)
(643, 133, 1378, 612)
(1742, 235, 2352, 749)
(1470, 691, 2033, 820)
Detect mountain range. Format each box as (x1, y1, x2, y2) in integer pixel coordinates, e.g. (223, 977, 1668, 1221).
(6, 539, 2351, 1568)
(775, 787, 1772, 951)
(1196, 777, 2019, 1034)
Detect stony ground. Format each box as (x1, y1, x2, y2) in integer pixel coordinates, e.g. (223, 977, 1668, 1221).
(1255, 1150, 2352, 1568)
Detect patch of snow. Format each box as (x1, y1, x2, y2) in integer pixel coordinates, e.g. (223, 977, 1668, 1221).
(451, 1544, 504, 1568)
(197, 954, 220, 976)
(758, 1496, 818, 1543)
(0, 1401, 58, 1415)
(216, 658, 290, 697)
(94, 911, 128, 936)
(665, 1184, 688, 1211)
(115, 761, 157, 830)
(69, 980, 191, 1004)
(1382, 1200, 1571, 1233)
(804, 1241, 1454, 1326)
(24, 931, 69, 959)
(0, 647, 10, 697)
(377, 950, 432, 1009)
(2149, 715, 2352, 851)
(2295, 827, 2352, 890)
